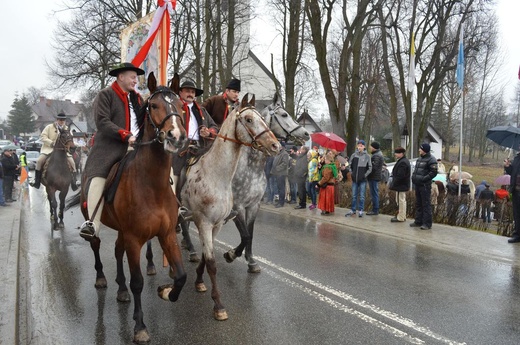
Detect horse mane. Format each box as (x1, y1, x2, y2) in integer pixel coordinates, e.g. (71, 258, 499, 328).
(136, 95, 149, 142)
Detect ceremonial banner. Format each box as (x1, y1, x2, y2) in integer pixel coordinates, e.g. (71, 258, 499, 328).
(121, 12, 158, 95)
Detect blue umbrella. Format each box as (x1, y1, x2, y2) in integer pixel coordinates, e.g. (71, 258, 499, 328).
(486, 126, 520, 150)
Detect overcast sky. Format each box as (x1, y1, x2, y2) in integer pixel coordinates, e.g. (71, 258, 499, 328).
(0, 0, 519, 122)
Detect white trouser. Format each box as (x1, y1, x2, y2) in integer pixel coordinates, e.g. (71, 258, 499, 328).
(396, 191, 407, 221)
(87, 177, 106, 236)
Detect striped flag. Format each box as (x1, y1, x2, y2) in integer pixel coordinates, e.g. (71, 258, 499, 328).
(407, 34, 415, 93)
(456, 25, 464, 89)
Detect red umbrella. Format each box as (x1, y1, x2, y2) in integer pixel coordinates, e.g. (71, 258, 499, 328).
(310, 132, 347, 152)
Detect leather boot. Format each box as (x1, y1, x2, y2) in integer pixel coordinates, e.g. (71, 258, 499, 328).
(30, 170, 42, 189)
(71, 172, 79, 191)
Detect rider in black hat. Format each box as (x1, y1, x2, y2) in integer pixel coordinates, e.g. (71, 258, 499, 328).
(202, 78, 241, 128)
(79, 62, 144, 240)
(30, 113, 79, 191)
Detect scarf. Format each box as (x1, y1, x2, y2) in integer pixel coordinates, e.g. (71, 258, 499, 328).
(111, 82, 142, 131)
(319, 162, 338, 180)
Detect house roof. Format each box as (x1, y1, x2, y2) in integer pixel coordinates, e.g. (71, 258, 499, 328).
(32, 97, 85, 126)
(296, 110, 322, 132)
(247, 50, 281, 89)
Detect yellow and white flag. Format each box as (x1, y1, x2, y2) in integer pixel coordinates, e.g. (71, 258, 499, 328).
(407, 34, 415, 93)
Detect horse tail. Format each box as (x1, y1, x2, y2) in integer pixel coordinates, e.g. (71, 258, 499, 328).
(65, 191, 81, 211)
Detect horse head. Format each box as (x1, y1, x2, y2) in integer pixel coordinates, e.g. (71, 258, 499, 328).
(230, 93, 280, 156)
(262, 92, 310, 144)
(143, 72, 187, 152)
(55, 128, 75, 152)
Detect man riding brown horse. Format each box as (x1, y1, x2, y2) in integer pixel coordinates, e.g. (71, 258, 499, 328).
(79, 62, 145, 240)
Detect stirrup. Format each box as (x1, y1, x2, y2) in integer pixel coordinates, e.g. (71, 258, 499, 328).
(79, 221, 96, 241)
(224, 209, 238, 224)
(179, 206, 193, 222)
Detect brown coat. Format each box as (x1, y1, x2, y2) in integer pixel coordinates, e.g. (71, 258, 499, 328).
(84, 84, 142, 179)
(318, 166, 336, 187)
(202, 94, 238, 127)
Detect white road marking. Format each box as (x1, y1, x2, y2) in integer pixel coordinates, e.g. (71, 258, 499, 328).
(212, 237, 466, 345)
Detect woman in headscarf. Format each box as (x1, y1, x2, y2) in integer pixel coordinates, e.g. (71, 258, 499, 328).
(316, 152, 338, 215)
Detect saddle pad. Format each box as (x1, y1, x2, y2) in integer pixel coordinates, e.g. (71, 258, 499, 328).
(105, 150, 137, 204)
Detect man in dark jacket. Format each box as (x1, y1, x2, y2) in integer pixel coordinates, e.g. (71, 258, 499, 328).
(270, 143, 289, 208)
(410, 143, 438, 230)
(505, 151, 520, 243)
(202, 79, 240, 128)
(367, 141, 384, 215)
(345, 140, 372, 217)
(79, 62, 145, 240)
(478, 183, 494, 223)
(1, 149, 18, 202)
(389, 147, 411, 222)
(294, 146, 309, 209)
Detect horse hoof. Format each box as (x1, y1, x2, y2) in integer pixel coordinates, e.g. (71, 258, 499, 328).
(95, 278, 108, 289)
(157, 284, 173, 301)
(189, 253, 200, 262)
(117, 290, 131, 302)
(147, 265, 156, 275)
(214, 309, 228, 321)
(195, 283, 207, 292)
(223, 250, 236, 263)
(133, 328, 150, 344)
(248, 264, 261, 273)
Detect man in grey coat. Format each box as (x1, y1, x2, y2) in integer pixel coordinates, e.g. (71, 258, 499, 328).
(294, 146, 309, 209)
(271, 143, 289, 208)
(367, 141, 384, 215)
(79, 62, 145, 240)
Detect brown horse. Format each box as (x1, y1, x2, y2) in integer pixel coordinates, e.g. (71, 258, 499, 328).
(174, 94, 280, 320)
(67, 73, 187, 343)
(42, 128, 74, 230)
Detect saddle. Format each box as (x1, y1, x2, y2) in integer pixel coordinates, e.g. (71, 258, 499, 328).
(104, 150, 137, 204)
(41, 151, 74, 183)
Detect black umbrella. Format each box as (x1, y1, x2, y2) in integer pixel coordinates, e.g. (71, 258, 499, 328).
(486, 125, 520, 149)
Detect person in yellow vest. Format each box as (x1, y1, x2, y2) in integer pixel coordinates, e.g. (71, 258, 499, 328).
(30, 113, 78, 191)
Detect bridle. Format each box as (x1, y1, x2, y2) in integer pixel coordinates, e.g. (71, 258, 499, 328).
(54, 130, 73, 151)
(217, 106, 272, 152)
(265, 104, 304, 141)
(135, 88, 184, 147)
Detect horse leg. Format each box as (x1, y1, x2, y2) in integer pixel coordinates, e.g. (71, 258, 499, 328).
(180, 220, 199, 262)
(245, 220, 261, 273)
(145, 240, 156, 275)
(224, 210, 247, 263)
(89, 237, 107, 288)
(115, 234, 130, 302)
(125, 243, 149, 344)
(195, 253, 207, 292)
(156, 231, 186, 302)
(205, 256, 227, 321)
(58, 190, 67, 229)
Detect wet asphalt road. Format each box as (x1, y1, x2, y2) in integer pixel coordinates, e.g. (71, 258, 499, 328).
(17, 186, 520, 345)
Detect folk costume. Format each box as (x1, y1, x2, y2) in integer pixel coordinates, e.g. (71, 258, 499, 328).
(317, 161, 338, 214)
(30, 113, 78, 190)
(202, 79, 241, 127)
(79, 62, 144, 240)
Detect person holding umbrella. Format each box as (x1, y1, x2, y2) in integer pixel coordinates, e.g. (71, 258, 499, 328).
(504, 151, 520, 243)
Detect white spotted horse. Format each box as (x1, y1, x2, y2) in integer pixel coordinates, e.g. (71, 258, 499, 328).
(173, 94, 280, 320)
(223, 93, 309, 272)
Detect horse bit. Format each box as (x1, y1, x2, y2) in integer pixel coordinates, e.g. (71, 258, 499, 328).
(135, 89, 183, 147)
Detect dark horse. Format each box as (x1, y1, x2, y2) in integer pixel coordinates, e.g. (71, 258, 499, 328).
(66, 73, 187, 343)
(42, 128, 74, 230)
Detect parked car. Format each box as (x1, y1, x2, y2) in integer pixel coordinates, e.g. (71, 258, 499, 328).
(25, 151, 40, 170)
(0, 139, 14, 150)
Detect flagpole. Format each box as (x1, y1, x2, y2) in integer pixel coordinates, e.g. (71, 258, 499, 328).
(408, 33, 416, 160)
(456, 23, 464, 196)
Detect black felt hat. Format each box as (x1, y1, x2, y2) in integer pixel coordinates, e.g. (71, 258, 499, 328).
(226, 78, 241, 91)
(55, 113, 67, 119)
(109, 62, 145, 77)
(179, 80, 204, 97)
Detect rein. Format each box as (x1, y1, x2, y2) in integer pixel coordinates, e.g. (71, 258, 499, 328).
(217, 106, 271, 151)
(133, 89, 183, 147)
(267, 105, 304, 140)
